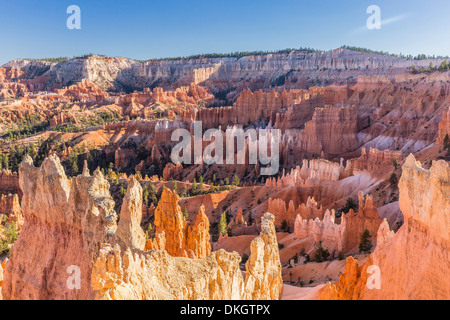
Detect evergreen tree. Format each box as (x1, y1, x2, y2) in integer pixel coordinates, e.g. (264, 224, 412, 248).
(444, 134, 450, 148)
(198, 175, 204, 191)
(143, 186, 149, 206)
(392, 157, 398, 169)
(359, 229, 373, 253)
(389, 173, 398, 186)
(232, 174, 240, 187)
(183, 207, 189, 220)
(191, 178, 197, 195)
(314, 241, 330, 262)
(218, 212, 228, 236)
(280, 219, 289, 232)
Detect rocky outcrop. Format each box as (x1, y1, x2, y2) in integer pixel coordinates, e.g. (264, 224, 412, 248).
(437, 107, 450, 145)
(0, 258, 7, 300)
(93, 212, 281, 300)
(55, 79, 109, 102)
(294, 192, 382, 255)
(345, 147, 402, 174)
(319, 155, 450, 299)
(153, 188, 212, 259)
(339, 192, 383, 253)
(93, 209, 282, 299)
(116, 177, 146, 250)
(294, 209, 341, 256)
(0, 194, 23, 231)
(243, 213, 283, 300)
(0, 170, 21, 198)
(1, 155, 282, 300)
(162, 163, 183, 181)
(265, 158, 345, 188)
(186, 205, 212, 259)
(267, 196, 324, 231)
(153, 188, 190, 257)
(2, 155, 117, 300)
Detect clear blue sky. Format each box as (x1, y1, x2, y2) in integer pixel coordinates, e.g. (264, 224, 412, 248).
(1, 0, 449, 65)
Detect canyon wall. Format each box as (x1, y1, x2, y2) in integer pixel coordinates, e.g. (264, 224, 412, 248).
(4, 49, 445, 94)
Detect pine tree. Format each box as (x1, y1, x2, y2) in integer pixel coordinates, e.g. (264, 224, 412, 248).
(191, 178, 197, 195)
(314, 241, 330, 262)
(232, 174, 240, 187)
(218, 212, 228, 236)
(439, 60, 449, 71)
(389, 173, 398, 186)
(173, 180, 178, 192)
(444, 134, 450, 148)
(135, 171, 142, 181)
(181, 185, 188, 197)
(198, 175, 204, 191)
(359, 229, 373, 253)
(143, 186, 149, 206)
(183, 207, 189, 220)
(280, 219, 289, 232)
(392, 157, 398, 169)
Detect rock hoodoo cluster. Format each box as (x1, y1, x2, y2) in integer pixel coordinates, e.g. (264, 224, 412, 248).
(293, 192, 382, 256)
(0, 155, 282, 300)
(318, 155, 450, 299)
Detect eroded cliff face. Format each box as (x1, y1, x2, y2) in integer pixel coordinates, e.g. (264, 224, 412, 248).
(4, 50, 445, 94)
(319, 155, 450, 299)
(1, 155, 282, 300)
